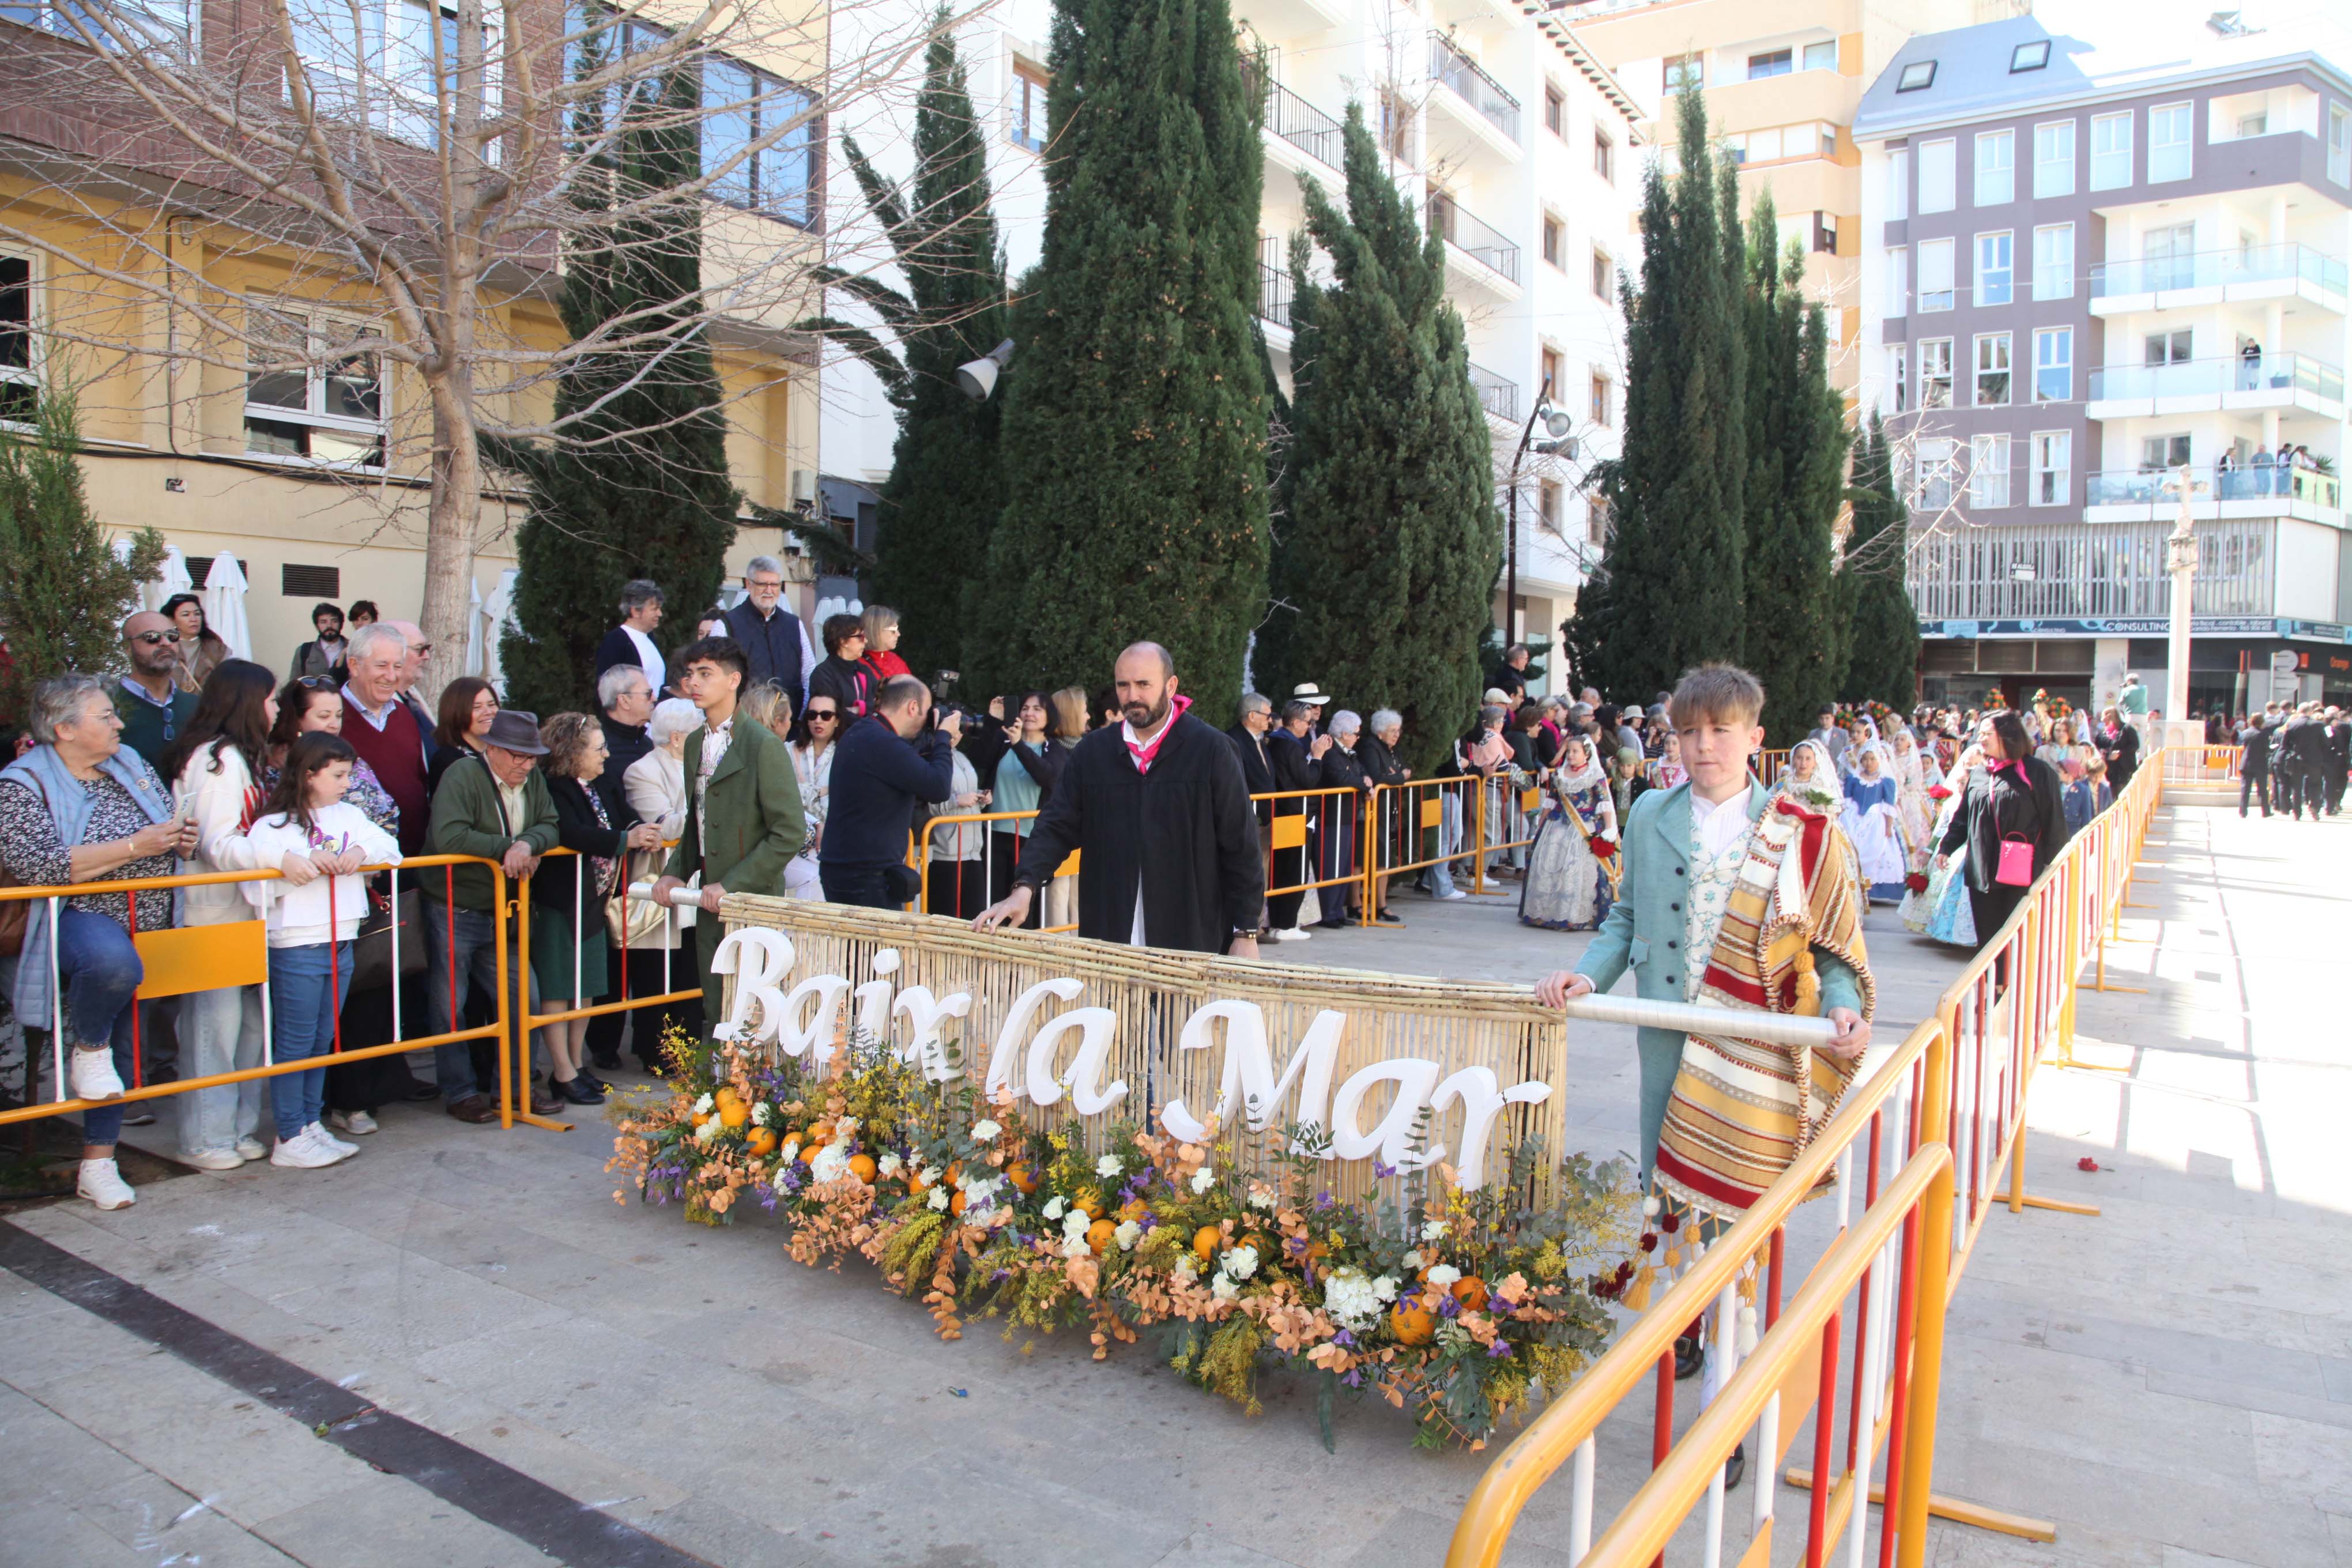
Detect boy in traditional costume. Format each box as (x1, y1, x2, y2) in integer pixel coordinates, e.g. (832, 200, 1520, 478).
(1537, 665, 1874, 1487)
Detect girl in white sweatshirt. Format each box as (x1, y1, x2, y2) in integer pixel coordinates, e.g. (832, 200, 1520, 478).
(240, 733, 401, 1169)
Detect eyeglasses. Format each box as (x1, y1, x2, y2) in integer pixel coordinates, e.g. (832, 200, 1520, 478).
(805, 709, 838, 722)
(295, 675, 337, 691)
(131, 631, 182, 646)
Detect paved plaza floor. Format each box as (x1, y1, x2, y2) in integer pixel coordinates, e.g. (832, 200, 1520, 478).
(0, 804, 2343, 1568)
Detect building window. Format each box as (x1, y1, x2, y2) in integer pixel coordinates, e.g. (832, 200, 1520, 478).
(1803, 40, 1837, 71)
(2090, 110, 2132, 190)
(2011, 40, 2050, 73)
(2033, 120, 2075, 198)
(2236, 113, 2267, 140)
(1812, 211, 1838, 254)
(2149, 101, 2193, 182)
(1748, 48, 1792, 79)
(1542, 213, 1564, 268)
(1970, 434, 2011, 507)
(1917, 437, 1956, 508)
(702, 56, 820, 224)
(2031, 223, 2073, 300)
(1918, 137, 1955, 212)
(2144, 327, 2192, 365)
(1886, 345, 1909, 413)
(2141, 434, 2191, 470)
(1974, 129, 2013, 205)
(1974, 231, 2012, 306)
(1589, 372, 1612, 428)
(1918, 338, 1953, 408)
(2031, 432, 2070, 506)
(1541, 346, 1563, 400)
(1379, 91, 1414, 160)
(2143, 222, 2196, 290)
(1886, 148, 1909, 220)
(1917, 238, 1954, 312)
(1885, 246, 1908, 316)
(1588, 494, 1612, 546)
(2033, 326, 2071, 402)
(1593, 130, 1614, 182)
(1011, 61, 1048, 153)
(1539, 478, 1562, 532)
(2332, 103, 2350, 186)
(1590, 247, 1612, 299)
(243, 302, 386, 466)
(1974, 333, 2012, 406)
(0, 254, 34, 425)
(1897, 60, 1935, 92)
(1544, 82, 1565, 137)
(1664, 52, 1704, 94)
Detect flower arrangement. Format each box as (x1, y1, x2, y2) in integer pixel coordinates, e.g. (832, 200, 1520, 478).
(610, 1026, 1639, 1450)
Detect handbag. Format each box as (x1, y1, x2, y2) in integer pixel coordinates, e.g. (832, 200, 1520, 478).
(605, 847, 672, 947)
(346, 885, 427, 994)
(1993, 834, 2037, 888)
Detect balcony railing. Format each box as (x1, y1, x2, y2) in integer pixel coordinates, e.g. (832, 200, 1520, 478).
(1428, 32, 1521, 144)
(1257, 261, 1293, 329)
(2086, 353, 2345, 403)
(2083, 463, 2341, 511)
(1907, 518, 2278, 620)
(2088, 243, 2348, 299)
(1264, 80, 1344, 168)
(1467, 361, 1518, 421)
(1427, 191, 1521, 284)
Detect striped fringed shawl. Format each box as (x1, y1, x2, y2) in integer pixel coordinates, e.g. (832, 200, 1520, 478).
(1653, 797, 1876, 1224)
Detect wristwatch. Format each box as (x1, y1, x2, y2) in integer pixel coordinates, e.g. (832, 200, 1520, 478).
(1230, 928, 1257, 945)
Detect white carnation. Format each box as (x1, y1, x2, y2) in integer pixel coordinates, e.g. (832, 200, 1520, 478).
(970, 1118, 1002, 1143)
(1095, 1155, 1122, 1178)
(1401, 1249, 1424, 1271)
(779, 1140, 801, 1164)
(926, 1187, 950, 1211)
(1043, 1196, 1067, 1221)
(1424, 1264, 1462, 1288)
(1114, 1220, 1141, 1252)
(1371, 1274, 1400, 1303)
(1220, 1245, 1259, 1281)
(692, 1093, 714, 1115)
(1210, 1274, 1239, 1301)
(810, 1145, 850, 1184)
(1420, 1219, 1448, 1242)
(1061, 1208, 1092, 1241)
(1062, 1235, 1092, 1260)
(752, 1102, 777, 1127)
(1320, 1268, 1381, 1330)
(694, 1118, 721, 1143)
(835, 1115, 860, 1134)
(1171, 1256, 1200, 1284)
(1189, 1167, 1215, 1195)
(1246, 1187, 1275, 1211)
(877, 1152, 903, 1178)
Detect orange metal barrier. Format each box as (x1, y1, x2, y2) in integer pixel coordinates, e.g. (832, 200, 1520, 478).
(904, 809, 1081, 932)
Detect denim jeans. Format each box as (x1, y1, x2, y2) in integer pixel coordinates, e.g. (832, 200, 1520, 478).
(266, 942, 352, 1140)
(180, 983, 265, 1155)
(1427, 795, 1463, 898)
(52, 908, 144, 1147)
(423, 900, 540, 1104)
(819, 862, 896, 910)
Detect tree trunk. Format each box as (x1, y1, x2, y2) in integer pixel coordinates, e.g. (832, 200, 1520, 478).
(422, 364, 479, 704)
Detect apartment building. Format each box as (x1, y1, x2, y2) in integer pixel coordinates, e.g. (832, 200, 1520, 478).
(0, 0, 822, 672)
(1854, 11, 2352, 713)
(1559, 0, 2022, 402)
(819, 0, 1645, 695)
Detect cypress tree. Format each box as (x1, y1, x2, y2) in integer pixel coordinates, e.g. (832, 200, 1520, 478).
(963, 0, 1269, 723)
(804, 17, 1007, 683)
(1741, 194, 1850, 744)
(0, 387, 163, 713)
(1571, 86, 1746, 700)
(496, 65, 737, 717)
(1254, 107, 1498, 773)
(1840, 413, 1921, 707)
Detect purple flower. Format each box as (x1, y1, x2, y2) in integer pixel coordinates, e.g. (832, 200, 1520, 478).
(991, 1268, 1012, 1282)
(1333, 1329, 1358, 1348)
(1487, 1338, 1513, 1359)
(1437, 1294, 1462, 1319)
(1314, 1191, 1336, 1211)
(1373, 1160, 1397, 1180)
(1341, 1370, 1364, 1389)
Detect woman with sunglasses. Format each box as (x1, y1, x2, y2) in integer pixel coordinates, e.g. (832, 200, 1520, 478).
(159, 593, 229, 695)
(786, 696, 839, 900)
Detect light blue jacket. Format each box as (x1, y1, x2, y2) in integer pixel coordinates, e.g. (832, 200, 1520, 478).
(1574, 777, 1865, 1176)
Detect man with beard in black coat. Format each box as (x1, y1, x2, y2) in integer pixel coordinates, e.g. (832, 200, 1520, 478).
(973, 643, 1264, 955)
(2324, 707, 2349, 815)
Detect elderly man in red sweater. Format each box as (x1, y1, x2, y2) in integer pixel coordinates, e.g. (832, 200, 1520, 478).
(338, 621, 432, 854)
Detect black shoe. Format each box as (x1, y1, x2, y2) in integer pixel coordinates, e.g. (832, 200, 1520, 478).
(1722, 1442, 1746, 1490)
(1370, 909, 1406, 928)
(122, 1109, 156, 1128)
(1317, 915, 1351, 930)
(1674, 1333, 1704, 1381)
(577, 1069, 611, 1095)
(409, 1080, 442, 1102)
(552, 1075, 605, 1106)
(588, 1052, 623, 1073)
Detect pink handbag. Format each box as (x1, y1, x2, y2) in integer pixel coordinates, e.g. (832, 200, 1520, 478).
(1994, 835, 2037, 888)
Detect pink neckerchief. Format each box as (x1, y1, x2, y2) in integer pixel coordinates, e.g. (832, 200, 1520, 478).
(1122, 695, 1192, 775)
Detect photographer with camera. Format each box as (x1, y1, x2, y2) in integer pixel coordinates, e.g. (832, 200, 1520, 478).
(819, 675, 959, 910)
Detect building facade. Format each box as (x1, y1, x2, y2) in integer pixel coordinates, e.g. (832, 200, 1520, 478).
(1565, 0, 2023, 405)
(819, 0, 1646, 696)
(1855, 12, 2352, 714)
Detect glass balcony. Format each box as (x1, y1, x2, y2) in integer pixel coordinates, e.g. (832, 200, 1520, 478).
(1467, 361, 1518, 421)
(2087, 243, 2348, 300)
(2083, 463, 2340, 510)
(1428, 32, 1521, 144)
(1427, 191, 1520, 285)
(2085, 353, 2345, 403)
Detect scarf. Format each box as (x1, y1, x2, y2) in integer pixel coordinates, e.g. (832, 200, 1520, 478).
(1650, 797, 1874, 1226)
(1122, 694, 1192, 775)
(1, 742, 175, 1028)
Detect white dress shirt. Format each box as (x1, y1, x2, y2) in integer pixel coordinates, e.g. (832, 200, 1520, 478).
(1691, 786, 1752, 861)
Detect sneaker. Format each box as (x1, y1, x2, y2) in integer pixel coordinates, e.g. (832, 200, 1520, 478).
(69, 1048, 125, 1102)
(78, 1158, 136, 1210)
(120, 1109, 157, 1128)
(327, 1109, 378, 1137)
(1437, 889, 1469, 902)
(1268, 928, 1311, 943)
(234, 1136, 269, 1162)
(182, 1147, 246, 1172)
(270, 1130, 347, 1169)
(307, 1121, 360, 1156)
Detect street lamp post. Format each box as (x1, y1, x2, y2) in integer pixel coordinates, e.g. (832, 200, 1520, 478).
(2157, 462, 2208, 753)
(1503, 380, 1575, 647)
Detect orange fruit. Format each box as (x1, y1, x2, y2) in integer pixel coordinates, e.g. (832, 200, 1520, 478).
(1192, 1226, 1223, 1260)
(1087, 1218, 1117, 1255)
(908, 1166, 932, 1193)
(849, 1154, 877, 1184)
(718, 1100, 749, 1130)
(1071, 1189, 1103, 1219)
(946, 1161, 964, 1187)
(950, 1190, 967, 1216)
(1005, 1163, 1039, 1195)
(797, 1142, 817, 1164)
(1118, 1198, 1148, 1224)
(1389, 1305, 1437, 1345)
(745, 1127, 779, 1158)
(1452, 1276, 1490, 1312)
(808, 1122, 834, 1146)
